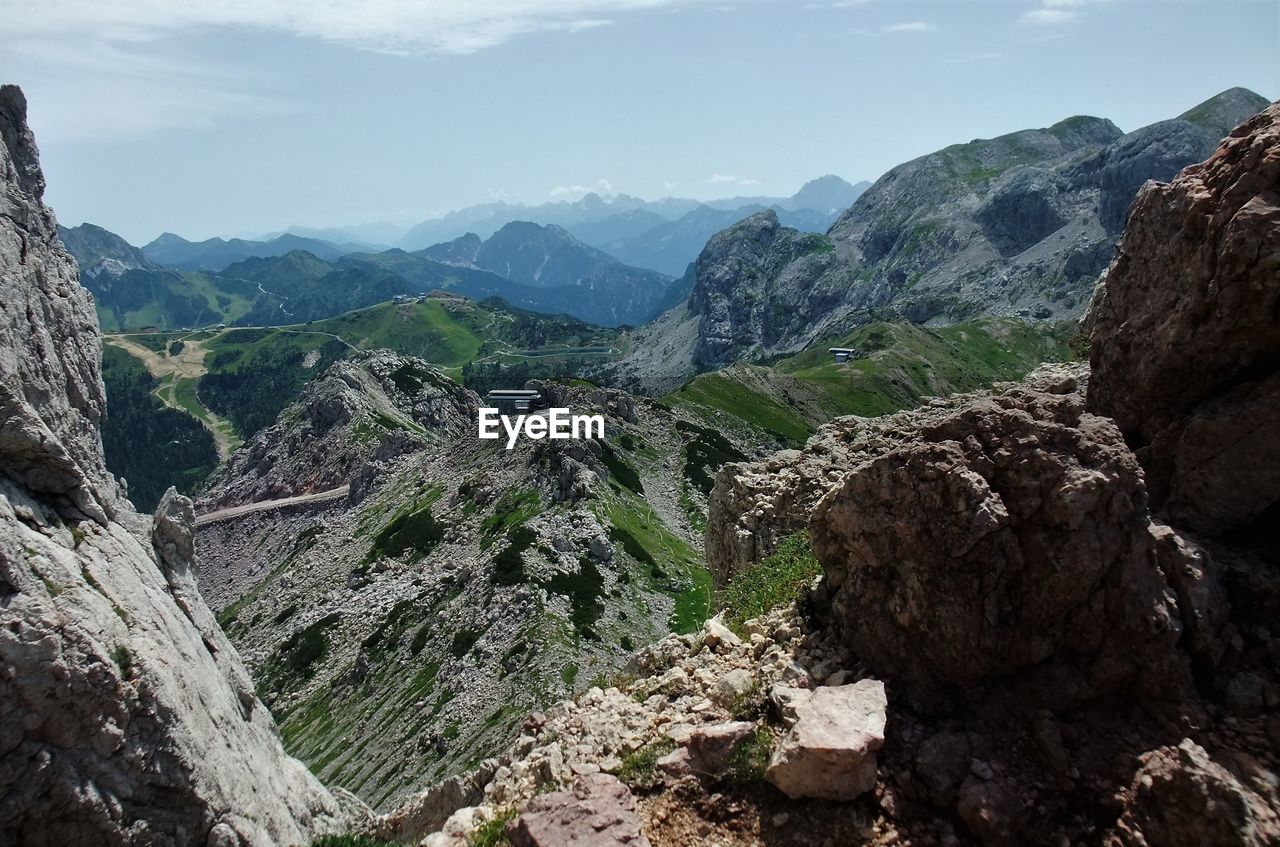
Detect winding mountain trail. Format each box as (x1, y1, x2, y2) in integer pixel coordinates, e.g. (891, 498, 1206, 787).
(196, 485, 350, 525)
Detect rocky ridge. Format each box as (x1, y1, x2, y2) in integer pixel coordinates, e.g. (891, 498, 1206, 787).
(198, 350, 479, 511)
(57, 221, 158, 280)
(195, 368, 780, 810)
(629, 88, 1269, 378)
(0, 84, 344, 846)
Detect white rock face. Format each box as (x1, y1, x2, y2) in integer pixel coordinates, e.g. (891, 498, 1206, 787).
(765, 679, 888, 801)
(0, 84, 342, 846)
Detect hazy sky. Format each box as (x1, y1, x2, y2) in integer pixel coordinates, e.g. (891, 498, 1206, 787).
(3, 0, 1276, 244)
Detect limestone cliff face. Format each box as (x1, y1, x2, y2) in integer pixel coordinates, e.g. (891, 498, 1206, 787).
(0, 84, 342, 846)
(1086, 100, 1280, 536)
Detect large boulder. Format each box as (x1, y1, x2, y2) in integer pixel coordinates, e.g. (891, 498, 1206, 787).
(1086, 101, 1280, 536)
(807, 366, 1187, 710)
(1113, 739, 1279, 846)
(505, 773, 650, 847)
(765, 679, 887, 801)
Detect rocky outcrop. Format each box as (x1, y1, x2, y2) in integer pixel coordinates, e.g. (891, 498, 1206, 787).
(808, 365, 1188, 710)
(689, 211, 849, 368)
(1114, 739, 1279, 846)
(198, 351, 478, 509)
(0, 84, 341, 846)
(706, 364, 1088, 584)
(1086, 101, 1280, 536)
(57, 222, 156, 280)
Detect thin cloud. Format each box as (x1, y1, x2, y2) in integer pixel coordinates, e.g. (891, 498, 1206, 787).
(9, 0, 721, 142)
(1021, 8, 1074, 24)
(883, 21, 937, 33)
(7, 0, 708, 56)
(1021, 0, 1110, 25)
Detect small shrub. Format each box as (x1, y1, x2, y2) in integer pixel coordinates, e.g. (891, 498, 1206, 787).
(270, 612, 341, 681)
(493, 525, 536, 585)
(109, 644, 133, 677)
(617, 738, 677, 790)
(311, 836, 397, 847)
(367, 506, 443, 563)
(676, 419, 746, 494)
(543, 556, 605, 639)
(450, 628, 481, 658)
(599, 442, 644, 494)
(409, 624, 431, 655)
(719, 534, 821, 635)
(467, 808, 516, 847)
(728, 680, 762, 721)
(721, 725, 773, 785)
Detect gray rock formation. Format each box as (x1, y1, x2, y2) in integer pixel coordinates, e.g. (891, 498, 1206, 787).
(0, 84, 341, 846)
(57, 222, 157, 280)
(198, 351, 479, 510)
(1086, 100, 1280, 536)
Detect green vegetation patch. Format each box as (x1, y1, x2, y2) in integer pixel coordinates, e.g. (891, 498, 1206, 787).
(719, 534, 822, 635)
(543, 556, 605, 639)
(670, 372, 811, 445)
(720, 725, 773, 785)
(480, 489, 541, 549)
(492, 525, 536, 586)
(467, 808, 516, 847)
(599, 442, 644, 495)
(617, 738, 677, 790)
(675, 419, 748, 495)
(604, 495, 712, 634)
(367, 505, 444, 563)
(266, 612, 342, 684)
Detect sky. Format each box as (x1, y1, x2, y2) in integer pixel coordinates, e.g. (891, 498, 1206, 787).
(2, 0, 1276, 244)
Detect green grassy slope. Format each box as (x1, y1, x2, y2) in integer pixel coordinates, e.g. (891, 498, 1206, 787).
(667, 317, 1072, 445)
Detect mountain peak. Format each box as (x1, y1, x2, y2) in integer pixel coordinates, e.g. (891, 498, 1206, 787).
(1177, 87, 1271, 136)
(789, 175, 869, 215)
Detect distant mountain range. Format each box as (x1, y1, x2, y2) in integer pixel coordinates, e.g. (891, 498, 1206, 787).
(69, 174, 868, 298)
(140, 232, 377, 271)
(391, 175, 868, 249)
(66, 219, 682, 329)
